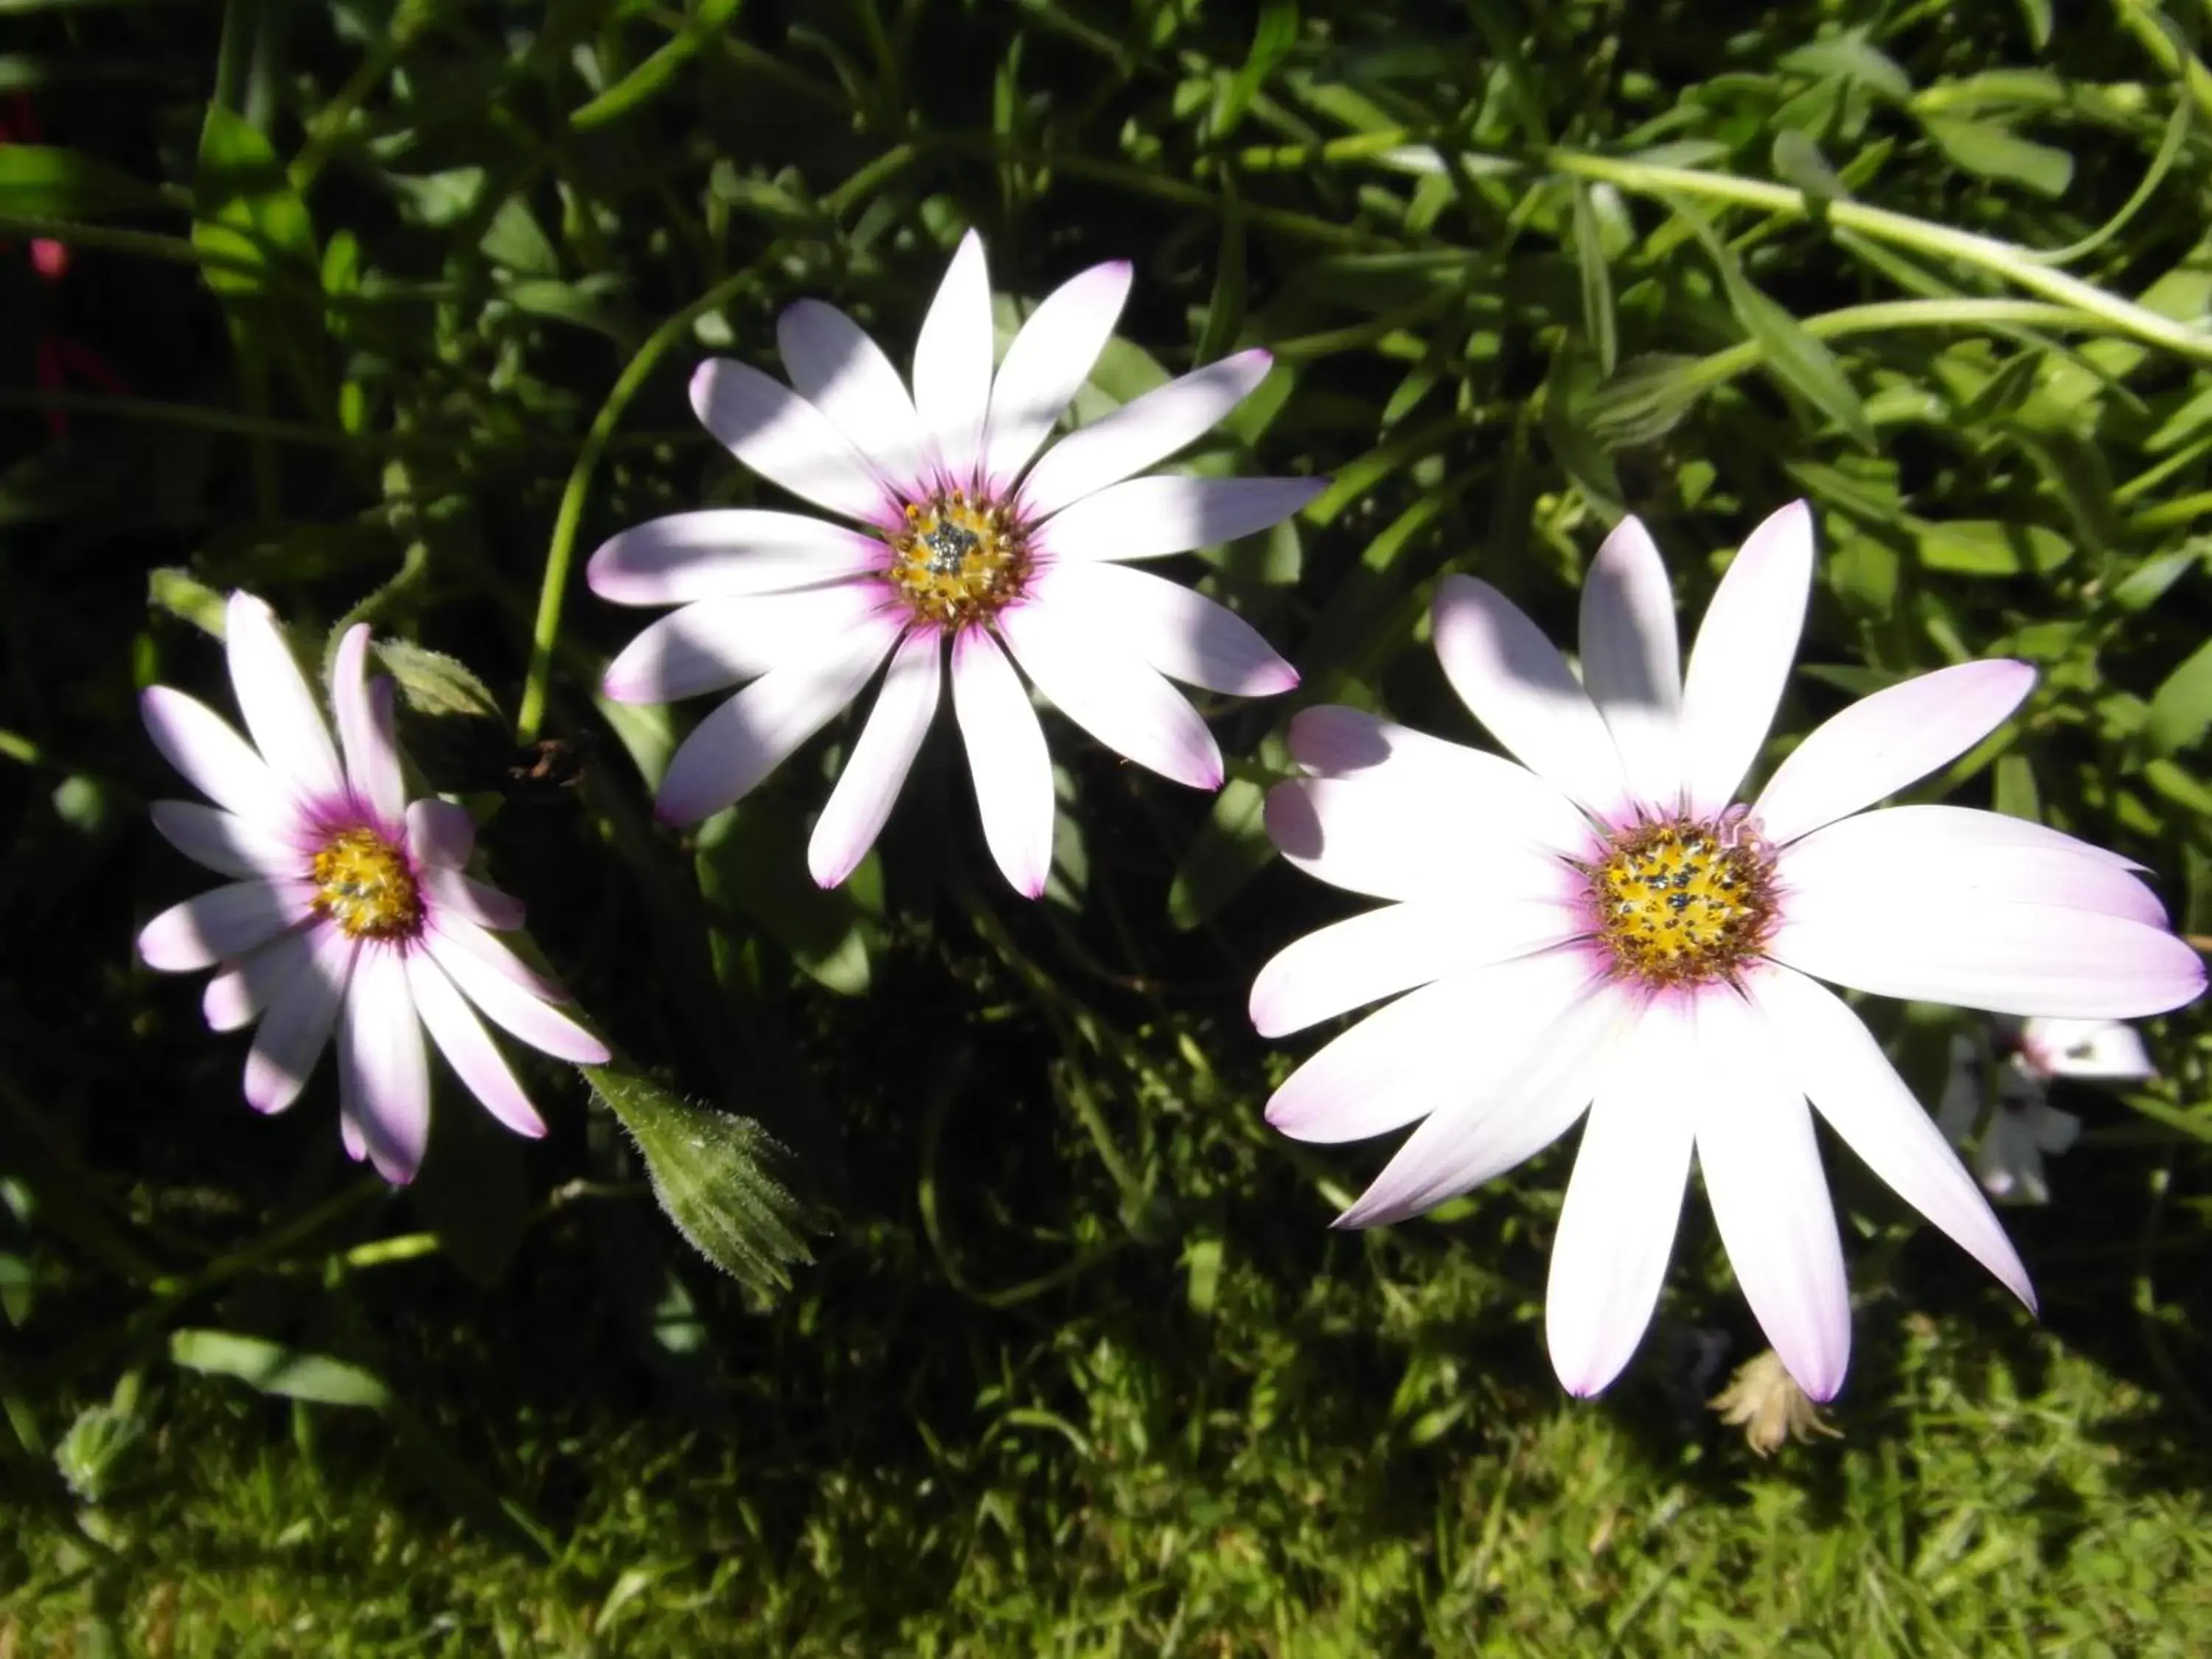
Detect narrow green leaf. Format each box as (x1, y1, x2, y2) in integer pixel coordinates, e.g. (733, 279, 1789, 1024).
(569, 0, 745, 128)
(2146, 638, 2212, 756)
(1910, 519, 2072, 576)
(2017, 0, 2053, 48)
(1213, 0, 1298, 142)
(147, 568, 228, 637)
(585, 1064, 815, 1293)
(1778, 34, 1912, 101)
(0, 145, 162, 217)
(1921, 116, 2074, 198)
(695, 798, 874, 995)
(169, 1329, 392, 1409)
(1770, 129, 1846, 201)
(1166, 773, 1274, 931)
(1570, 184, 1618, 376)
(1715, 262, 1875, 450)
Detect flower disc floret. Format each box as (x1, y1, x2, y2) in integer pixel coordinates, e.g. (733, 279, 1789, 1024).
(1586, 813, 1775, 988)
(311, 827, 422, 941)
(888, 488, 1031, 628)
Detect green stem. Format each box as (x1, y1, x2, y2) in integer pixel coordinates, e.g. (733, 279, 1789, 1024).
(288, 0, 436, 191)
(1543, 148, 2212, 363)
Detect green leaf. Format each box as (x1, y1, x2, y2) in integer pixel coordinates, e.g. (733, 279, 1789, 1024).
(1212, 0, 1297, 142)
(1771, 128, 1846, 201)
(0, 145, 163, 218)
(372, 639, 504, 721)
(1778, 35, 1912, 101)
(169, 1329, 392, 1409)
(1569, 184, 1618, 376)
(478, 195, 560, 277)
(1709, 246, 1876, 451)
(193, 104, 317, 297)
(569, 0, 745, 129)
(584, 1064, 815, 1294)
(2146, 638, 2212, 756)
(1166, 773, 1275, 931)
(1921, 116, 2074, 198)
(146, 567, 228, 637)
(695, 798, 875, 995)
(1910, 519, 2073, 576)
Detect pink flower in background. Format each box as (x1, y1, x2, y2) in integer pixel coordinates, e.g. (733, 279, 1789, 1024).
(138, 594, 610, 1183)
(1254, 502, 2204, 1400)
(1, 94, 128, 439)
(588, 230, 1322, 895)
(1938, 1017, 2157, 1203)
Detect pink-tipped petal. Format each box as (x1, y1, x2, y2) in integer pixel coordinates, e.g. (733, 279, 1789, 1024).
(205, 965, 256, 1032)
(585, 510, 891, 606)
(911, 231, 994, 486)
(1332, 973, 1630, 1228)
(1769, 897, 2205, 1019)
(1432, 576, 1630, 819)
(653, 614, 901, 825)
(1578, 517, 1683, 808)
(809, 628, 942, 888)
(425, 931, 610, 1065)
(139, 880, 313, 972)
(404, 950, 547, 1139)
(777, 299, 931, 494)
(951, 627, 1054, 897)
(1034, 475, 1325, 564)
(1029, 561, 1295, 695)
(984, 260, 1133, 491)
(1264, 774, 1583, 908)
(689, 358, 890, 524)
(150, 800, 306, 881)
(1285, 706, 1597, 858)
(425, 911, 565, 1002)
(998, 605, 1222, 790)
(601, 583, 889, 706)
(1545, 995, 1700, 1397)
(1019, 348, 1276, 520)
(1781, 810, 2167, 928)
(1249, 897, 1575, 1038)
(1679, 501, 1817, 817)
(2023, 1018, 2155, 1081)
(423, 866, 525, 931)
(140, 687, 299, 829)
(224, 592, 344, 807)
(329, 626, 405, 830)
(243, 924, 355, 1114)
(1754, 661, 2037, 846)
(336, 946, 431, 1184)
(1747, 964, 2034, 1310)
(1692, 987, 1851, 1402)
(404, 799, 476, 870)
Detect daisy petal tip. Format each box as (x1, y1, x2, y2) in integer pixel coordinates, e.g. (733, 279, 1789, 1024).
(1260, 780, 1321, 860)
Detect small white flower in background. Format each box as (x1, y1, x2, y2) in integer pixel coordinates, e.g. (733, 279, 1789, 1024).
(1937, 1018, 2154, 1204)
(1708, 1349, 1840, 1457)
(587, 230, 1324, 896)
(1252, 502, 2205, 1402)
(137, 594, 611, 1183)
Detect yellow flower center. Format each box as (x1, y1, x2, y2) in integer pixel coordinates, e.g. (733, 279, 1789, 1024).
(885, 489, 1030, 629)
(312, 827, 421, 942)
(1584, 815, 1775, 988)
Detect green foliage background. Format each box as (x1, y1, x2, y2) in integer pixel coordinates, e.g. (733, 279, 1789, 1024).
(4, 0, 2212, 1650)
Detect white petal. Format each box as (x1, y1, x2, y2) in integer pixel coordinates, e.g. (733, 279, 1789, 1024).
(984, 260, 1133, 491)
(425, 932, 609, 1065)
(1691, 987, 1851, 1401)
(601, 582, 894, 705)
(243, 923, 354, 1113)
(950, 627, 1054, 897)
(1019, 348, 1275, 520)
(139, 880, 314, 972)
(1333, 975, 1632, 1227)
(809, 628, 942, 888)
(1028, 561, 1295, 695)
(1249, 897, 1576, 1037)
(1034, 475, 1326, 563)
(150, 800, 307, 881)
(998, 604, 1222, 790)
(2022, 1017, 2154, 1080)
(224, 591, 344, 808)
(1267, 947, 1597, 1146)
(1577, 517, 1683, 808)
(1747, 964, 2034, 1309)
(910, 230, 994, 487)
(777, 299, 931, 493)
(425, 911, 564, 1002)
(404, 950, 546, 1139)
(329, 625, 405, 831)
(1767, 897, 2206, 1018)
(586, 510, 891, 605)
(1679, 501, 1816, 818)
(1778, 809, 2168, 928)
(652, 614, 902, 825)
(140, 687, 300, 830)
(337, 945, 431, 1183)
(404, 798, 476, 869)
(1753, 661, 2037, 846)
(1431, 575, 1631, 820)
(423, 866, 524, 931)
(689, 358, 891, 526)
(1545, 995, 1700, 1397)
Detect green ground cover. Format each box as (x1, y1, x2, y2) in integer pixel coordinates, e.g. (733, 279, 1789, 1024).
(4, 0, 2212, 1651)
